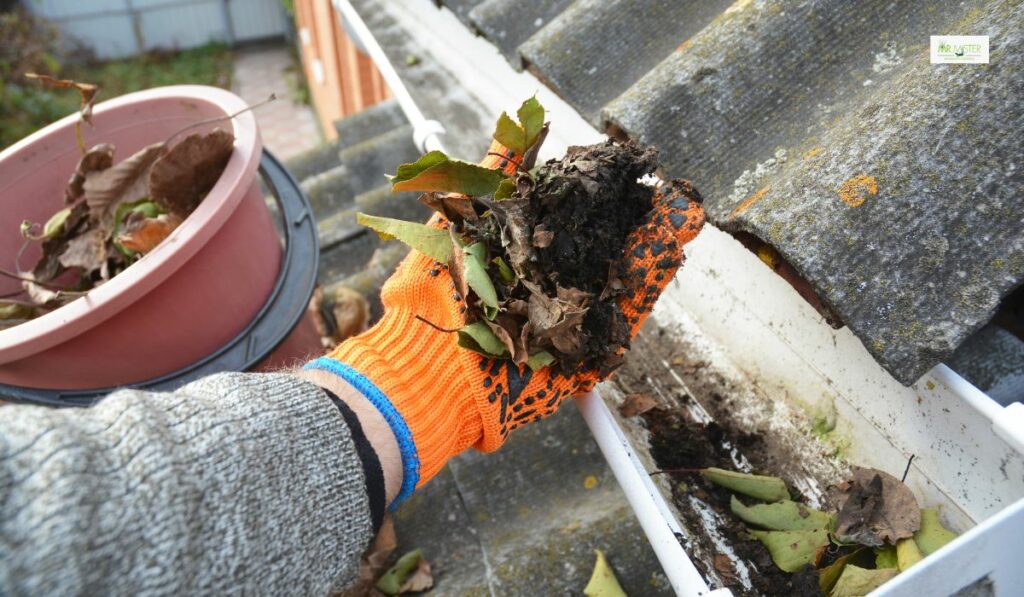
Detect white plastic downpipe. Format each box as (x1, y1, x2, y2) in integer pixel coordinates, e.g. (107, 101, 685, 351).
(332, 0, 447, 153)
(575, 391, 734, 597)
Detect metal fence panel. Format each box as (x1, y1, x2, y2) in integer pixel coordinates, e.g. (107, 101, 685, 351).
(23, 0, 288, 59)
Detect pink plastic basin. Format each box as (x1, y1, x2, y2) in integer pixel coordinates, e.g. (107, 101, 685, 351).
(0, 86, 292, 389)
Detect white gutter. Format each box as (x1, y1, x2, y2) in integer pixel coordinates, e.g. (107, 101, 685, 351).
(575, 391, 734, 596)
(332, 0, 446, 153)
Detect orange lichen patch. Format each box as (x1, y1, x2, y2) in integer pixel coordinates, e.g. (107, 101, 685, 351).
(802, 146, 822, 161)
(677, 38, 694, 52)
(837, 174, 877, 207)
(730, 186, 770, 220)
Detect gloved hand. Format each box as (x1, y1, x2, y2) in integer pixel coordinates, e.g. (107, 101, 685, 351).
(306, 139, 705, 504)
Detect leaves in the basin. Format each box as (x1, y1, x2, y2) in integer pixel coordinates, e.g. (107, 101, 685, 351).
(357, 213, 453, 263)
(834, 466, 920, 546)
(619, 393, 657, 417)
(829, 565, 898, 597)
(914, 508, 957, 555)
(0, 300, 41, 324)
(11, 124, 236, 324)
(749, 528, 829, 573)
(730, 496, 831, 531)
(389, 150, 507, 197)
(457, 322, 510, 357)
(376, 549, 430, 596)
(818, 548, 872, 595)
(84, 142, 167, 224)
(701, 468, 791, 502)
(895, 537, 923, 571)
(24, 73, 98, 124)
(583, 549, 626, 597)
(149, 128, 235, 217)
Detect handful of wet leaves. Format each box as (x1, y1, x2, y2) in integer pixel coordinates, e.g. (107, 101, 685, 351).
(1, 76, 240, 329)
(699, 466, 958, 596)
(360, 97, 667, 375)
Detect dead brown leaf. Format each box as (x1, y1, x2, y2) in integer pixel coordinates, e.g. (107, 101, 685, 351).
(420, 192, 477, 223)
(83, 142, 167, 224)
(149, 128, 234, 217)
(399, 557, 433, 593)
(58, 227, 107, 272)
(835, 466, 920, 546)
(25, 73, 99, 124)
(447, 227, 469, 299)
(332, 286, 370, 342)
(532, 225, 553, 248)
(116, 212, 182, 254)
(339, 515, 397, 597)
(484, 315, 520, 364)
(66, 144, 114, 203)
(713, 553, 737, 582)
(619, 393, 657, 417)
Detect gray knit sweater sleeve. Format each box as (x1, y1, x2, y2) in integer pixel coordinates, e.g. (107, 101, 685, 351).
(0, 372, 374, 596)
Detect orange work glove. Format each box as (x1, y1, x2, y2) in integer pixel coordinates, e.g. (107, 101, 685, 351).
(306, 139, 705, 504)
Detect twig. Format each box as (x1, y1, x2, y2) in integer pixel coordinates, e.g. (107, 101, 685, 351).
(414, 314, 460, 334)
(0, 267, 73, 291)
(165, 93, 277, 146)
(649, 468, 705, 476)
(901, 454, 916, 483)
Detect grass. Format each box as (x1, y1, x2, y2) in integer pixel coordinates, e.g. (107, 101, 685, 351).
(1, 42, 233, 151)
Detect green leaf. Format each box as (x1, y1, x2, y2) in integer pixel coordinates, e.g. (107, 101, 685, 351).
(492, 256, 515, 285)
(494, 177, 516, 200)
(492, 112, 526, 155)
(701, 468, 791, 502)
(463, 242, 498, 309)
(896, 537, 923, 571)
(830, 564, 898, 597)
(818, 548, 872, 595)
(526, 351, 555, 371)
(517, 96, 545, 149)
(0, 301, 37, 321)
(914, 508, 957, 555)
(357, 213, 453, 262)
(730, 496, 831, 531)
(874, 545, 898, 569)
(43, 207, 72, 239)
(376, 549, 422, 596)
(390, 150, 506, 196)
(749, 528, 829, 573)
(457, 322, 510, 357)
(583, 549, 626, 597)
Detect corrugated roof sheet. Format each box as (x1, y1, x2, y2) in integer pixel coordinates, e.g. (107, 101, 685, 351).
(445, 0, 1024, 384)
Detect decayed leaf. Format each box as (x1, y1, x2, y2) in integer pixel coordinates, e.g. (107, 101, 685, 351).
(376, 549, 423, 596)
(116, 212, 182, 254)
(874, 545, 898, 569)
(340, 514, 398, 597)
(830, 564, 898, 597)
(523, 281, 588, 355)
(619, 393, 658, 417)
(583, 549, 626, 597)
(457, 322, 510, 357)
(463, 242, 498, 310)
(58, 227, 107, 272)
(399, 557, 432, 593)
(25, 73, 99, 124)
(390, 150, 507, 197)
(420, 192, 478, 223)
(818, 548, 872, 595)
(895, 536, 923, 571)
(149, 128, 234, 217)
(358, 214, 453, 263)
(914, 508, 957, 555)
(835, 467, 921, 547)
(83, 142, 167, 225)
(730, 496, 832, 531)
(66, 143, 115, 202)
(701, 468, 791, 502)
(526, 351, 555, 371)
(482, 317, 517, 361)
(0, 301, 42, 328)
(749, 528, 829, 573)
(532, 225, 554, 248)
